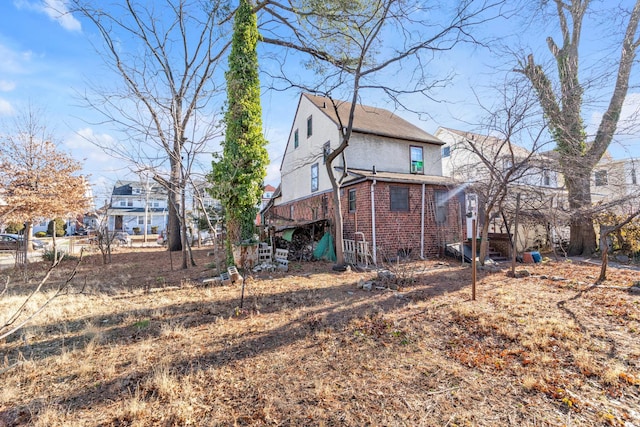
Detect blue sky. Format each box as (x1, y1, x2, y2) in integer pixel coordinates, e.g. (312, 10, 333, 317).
(1, 0, 638, 200)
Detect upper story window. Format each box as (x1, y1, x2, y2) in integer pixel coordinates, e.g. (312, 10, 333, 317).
(595, 170, 608, 186)
(630, 168, 637, 185)
(410, 146, 423, 174)
(127, 199, 133, 207)
(133, 188, 141, 195)
(311, 163, 319, 192)
(307, 115, 313, 138)
(348, 189, 356, 212)
(442, 146, 451, 158)
(294, 129, 299, 148)
(390, 186, 409, 211)
(323, 141, 330, 164)
(119, 201, 126, 207)
(543, 171, 551, 187)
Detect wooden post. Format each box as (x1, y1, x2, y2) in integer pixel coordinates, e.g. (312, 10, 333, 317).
(471, 218, 477, 301)
(511, 194, 520, 277)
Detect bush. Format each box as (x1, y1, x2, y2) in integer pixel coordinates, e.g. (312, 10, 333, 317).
(35, 231, 47, 238)
(5, 222, 24, 234)
(47, 218, 67, 237)
(151, 226, 159, 234)
(132, 227, 141, 235)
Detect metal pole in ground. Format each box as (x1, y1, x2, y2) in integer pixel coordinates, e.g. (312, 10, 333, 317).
(472, 218, 477, 301)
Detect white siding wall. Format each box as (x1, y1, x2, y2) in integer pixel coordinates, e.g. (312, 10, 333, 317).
(279, 97, 341, 204)
(279, 97, 447, 206)
(345, 134, 442, 175)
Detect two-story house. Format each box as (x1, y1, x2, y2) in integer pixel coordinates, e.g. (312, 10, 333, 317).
(264, 93, 464, 264)
(590, 155, 640, 210)
(107, 180, 169, 234)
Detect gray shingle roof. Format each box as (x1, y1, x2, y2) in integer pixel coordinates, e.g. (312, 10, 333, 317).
(305, 93, 443, 145)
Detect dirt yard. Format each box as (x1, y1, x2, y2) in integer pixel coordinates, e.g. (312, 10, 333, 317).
(0, 247, 639, 426)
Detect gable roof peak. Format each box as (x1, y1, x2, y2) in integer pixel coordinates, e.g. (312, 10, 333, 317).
(303, 93, 443, 145)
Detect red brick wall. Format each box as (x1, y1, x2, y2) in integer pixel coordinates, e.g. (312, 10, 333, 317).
(266, 181, 463, 261)
(342, 181, 462, 260)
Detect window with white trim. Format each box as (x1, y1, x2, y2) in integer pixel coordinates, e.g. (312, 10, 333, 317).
(311, 163, 319, 192)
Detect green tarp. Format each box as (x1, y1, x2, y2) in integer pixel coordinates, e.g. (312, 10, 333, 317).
(313, 232, 336, 262)
(282, 229, 295, 242)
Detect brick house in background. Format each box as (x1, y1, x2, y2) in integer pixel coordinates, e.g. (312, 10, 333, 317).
(263, 93, 464, 264)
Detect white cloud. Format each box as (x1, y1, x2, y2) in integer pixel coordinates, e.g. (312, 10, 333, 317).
(0, 98, 15, 116)
(0, 43, 31, 75)
(0, 80, 16, 92)
(589, 92, 640, 137)
(14, 0, 81, 32)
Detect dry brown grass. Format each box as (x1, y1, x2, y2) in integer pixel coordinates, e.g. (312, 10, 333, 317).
(1, 247, 639, 426)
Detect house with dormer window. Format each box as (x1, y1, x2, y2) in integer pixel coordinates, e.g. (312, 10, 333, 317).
(263, 94, 463, 263)
(107, 180, 169, 234)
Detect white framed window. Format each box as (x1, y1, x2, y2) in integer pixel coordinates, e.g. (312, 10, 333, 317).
(311, 163, 319, 192)
(410, 146, 423, 174)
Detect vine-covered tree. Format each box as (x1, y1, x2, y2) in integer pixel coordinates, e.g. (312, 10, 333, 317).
(0, 106, 89, 253)
(518, 0, 640, 255)
(210, 0, 269, 262)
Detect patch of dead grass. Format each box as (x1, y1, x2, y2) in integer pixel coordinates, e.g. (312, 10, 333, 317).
(1, 249, 639, 426)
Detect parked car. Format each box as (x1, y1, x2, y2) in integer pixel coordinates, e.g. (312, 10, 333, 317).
(113, 232, 131, 246)
(0, 234, 47, 251)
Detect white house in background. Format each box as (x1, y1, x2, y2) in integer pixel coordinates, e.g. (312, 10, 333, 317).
(435, 127, 561, 189)
(590, 155, 640, 208)
(107, 180, 168, 234)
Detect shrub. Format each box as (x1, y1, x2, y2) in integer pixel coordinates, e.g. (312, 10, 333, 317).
(35, 231, 47, 238)
(47, 218, 67, 237)
(132, 227, 141, 235)
(151, 226, 159, 234)
(5, 222, 24, 234)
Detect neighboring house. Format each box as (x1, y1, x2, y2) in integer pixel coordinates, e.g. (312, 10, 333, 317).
(256, 184, 276, 226)
(434, 127, 568, 251)
(435, 127, 640, 251)
(264, 93, 464, 263)
(590, 156, 640, 209)
(107, 180, 169, 234)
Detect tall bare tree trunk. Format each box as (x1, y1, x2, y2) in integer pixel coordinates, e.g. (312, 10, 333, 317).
(167, 158, 182, 253)
(565, 170, 597, 255)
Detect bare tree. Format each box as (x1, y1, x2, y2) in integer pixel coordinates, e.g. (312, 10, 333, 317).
(0, 105, 90, 258)
(258, 0, 505, 266)
(517, 0, 640, 256)
(447, 77, 551, 264)
(69, 0, 232, 264)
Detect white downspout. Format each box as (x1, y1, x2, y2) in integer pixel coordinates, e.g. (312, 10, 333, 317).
(420, 183, 425, 259)
(370, 178, 377, 265)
